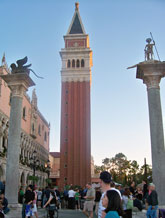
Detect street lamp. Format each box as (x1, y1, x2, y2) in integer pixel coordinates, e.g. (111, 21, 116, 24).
(30, 150, 39, 185)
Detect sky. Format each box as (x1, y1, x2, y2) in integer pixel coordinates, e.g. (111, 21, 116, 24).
(0, 0, 165, 167)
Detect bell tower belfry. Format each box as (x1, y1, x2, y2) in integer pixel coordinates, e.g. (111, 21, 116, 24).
(59, 2, 93, 188)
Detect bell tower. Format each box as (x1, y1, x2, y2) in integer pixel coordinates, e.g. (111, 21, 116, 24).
(59, 2, 93, 188)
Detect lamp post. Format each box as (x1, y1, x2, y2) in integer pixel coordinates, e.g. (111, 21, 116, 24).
(30, 150, 40, 185)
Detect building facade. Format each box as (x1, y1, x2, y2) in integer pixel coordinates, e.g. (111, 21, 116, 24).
(59, 3, 93, 188)
(0, 59, 50, 189)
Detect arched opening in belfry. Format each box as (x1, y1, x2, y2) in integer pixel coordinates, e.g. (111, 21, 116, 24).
(67, 60, 71, 68)
(81, 59, 85, 67)
(72, 59, 75, 68)
(20, 172, 25, 187)
(76, 59, 80, 68)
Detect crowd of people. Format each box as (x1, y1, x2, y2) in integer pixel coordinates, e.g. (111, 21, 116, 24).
(0, 172, 159, 218)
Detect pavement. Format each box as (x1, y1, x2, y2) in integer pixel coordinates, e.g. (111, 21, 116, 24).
(5, 208, 147, 218)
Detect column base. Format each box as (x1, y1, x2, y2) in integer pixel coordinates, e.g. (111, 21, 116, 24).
(6, 204, 22, 218)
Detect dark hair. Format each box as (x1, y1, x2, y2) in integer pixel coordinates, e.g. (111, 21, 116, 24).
(28, 185, 33, 190)
(100, 171, 112, 184)
(105, 190, 123, 216)
(123, 188, 130, 197)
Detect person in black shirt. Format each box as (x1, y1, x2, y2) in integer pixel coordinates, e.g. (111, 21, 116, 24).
(146, 183, 158, 218)
(22, 185, 35, 218)
(43, 189, 57, 218)
(94, 188, 101, 216)
(129, 181, 136, 196)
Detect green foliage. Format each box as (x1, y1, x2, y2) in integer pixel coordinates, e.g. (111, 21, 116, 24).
(95, 153, 152, 185)
(28, 175, 39, 181)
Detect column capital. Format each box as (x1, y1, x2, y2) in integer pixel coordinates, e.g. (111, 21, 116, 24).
(0, 73, 35, 98)
(143, 75, 162, 89)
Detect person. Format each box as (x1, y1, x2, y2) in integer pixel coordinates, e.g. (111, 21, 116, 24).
(18, 186, 24, 204)
(94, 188, 101, 216)
(0, 193, 9, 214)
(37, 188, 42, 208)
(22, 185, 35, 218)
(122, 188, 132, 218)
(83, 183, 95, 218)
(43, 189, 57, 218)
(0, 198, 4, 218)
(146, 183, 158, 218)
(129, 182, 135, 196)
(75, 189, 80, 210)
(142, 180, 148, 202)
(68, 187, 75, 209)
(98, 171, 121, 218)
(0, 182, 4, 195)
(102, 190, 123, 218)
(32, 186, 38, 218)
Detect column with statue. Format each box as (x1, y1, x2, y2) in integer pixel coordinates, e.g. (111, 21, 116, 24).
(128, 35, 165, 206)
(0, 57, 35, 212)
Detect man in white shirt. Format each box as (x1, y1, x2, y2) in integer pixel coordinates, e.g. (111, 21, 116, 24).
(68, 187, 75, 209)
(98, 171, 121, 218)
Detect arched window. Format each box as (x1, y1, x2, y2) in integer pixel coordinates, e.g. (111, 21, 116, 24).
(81, 59, 85, 67)
(44, 132, 47, 142)
(23, 107, 26, 119)
(38, 125, 41, 135)
(72, 59, 75, 68)
(76, 59, 80, 68)
(67, 60, 71, 68)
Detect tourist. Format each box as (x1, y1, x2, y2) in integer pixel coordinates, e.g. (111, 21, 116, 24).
(102, 190, 123, 218)
(142, 180, 148, 202)
(75, 188, 80, 210)
(146, 183, 158, 218)
(0, 182, 4, 195)
(36, 188, 42, 208)
(94, 187, 101, 216)
(129, 182, 135, 196)
(122, 188, 133, 218)
(83, 183, 95, 218)
(68, 186, 75, 209)
(43, 189, 57, 218)
(98, 171, 121, 218)
(0, 198, 4, 218)
(22, 185, 35, 218)
(18, 186, 24, 204)
(32, 186, 38, 218)
(0, 193, 9, 214)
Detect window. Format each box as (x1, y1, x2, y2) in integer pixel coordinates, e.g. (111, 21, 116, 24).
(9, 93, 12, 105)
(66, 90, 68, 94)
(65, 138, 68, 142)
(44, 132, 47, 141)
(22, 107, 26, 120)
(72, 60, 75, 68)
(67, 60, 71, 68)
(64, 178, 67, 181)
(81, 59, 85, 67)
(64, 164, 67, 168)
(76, 59, 80, 68)
(32, 123, 35, 132)
(38, 125, 41, 135)
(66, 101, 68, 104)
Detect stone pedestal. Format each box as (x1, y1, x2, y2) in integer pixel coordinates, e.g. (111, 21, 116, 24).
(134, 60, 165, 206)
(0, 73, 35, 210)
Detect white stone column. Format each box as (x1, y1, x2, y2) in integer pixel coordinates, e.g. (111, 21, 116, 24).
(133, 61, 165, 206)
(0, 73, 35, 209)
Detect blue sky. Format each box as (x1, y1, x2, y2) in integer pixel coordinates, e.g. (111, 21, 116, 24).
(0, 0, 165, 166)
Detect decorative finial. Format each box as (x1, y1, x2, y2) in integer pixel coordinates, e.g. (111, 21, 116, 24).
(75, 2, 79, 11)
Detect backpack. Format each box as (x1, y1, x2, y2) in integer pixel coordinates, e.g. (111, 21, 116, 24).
(126, 199, 133, 210)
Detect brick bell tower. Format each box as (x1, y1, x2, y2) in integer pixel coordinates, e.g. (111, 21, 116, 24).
(59, 2, 93, 188)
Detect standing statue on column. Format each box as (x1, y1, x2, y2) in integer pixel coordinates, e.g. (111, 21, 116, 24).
(144, 38, 155, 61)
